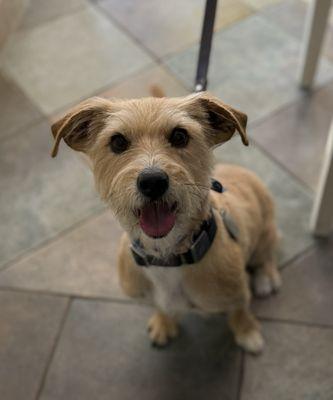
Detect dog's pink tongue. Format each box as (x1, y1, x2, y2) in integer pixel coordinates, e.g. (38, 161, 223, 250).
(139, 203, 176, 238)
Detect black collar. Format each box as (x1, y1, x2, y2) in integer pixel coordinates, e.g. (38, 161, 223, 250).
(130, 179, 225, 268)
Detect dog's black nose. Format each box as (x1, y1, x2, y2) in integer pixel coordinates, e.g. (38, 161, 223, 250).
(137, 168, 169, 200)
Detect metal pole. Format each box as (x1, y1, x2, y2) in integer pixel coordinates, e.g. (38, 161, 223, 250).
(194, 0, 218, 92)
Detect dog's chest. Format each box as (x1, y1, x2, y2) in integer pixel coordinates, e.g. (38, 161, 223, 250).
(143, 267, 192, 314)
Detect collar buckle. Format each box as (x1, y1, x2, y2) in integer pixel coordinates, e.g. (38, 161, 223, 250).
(187, 230, 210, 263)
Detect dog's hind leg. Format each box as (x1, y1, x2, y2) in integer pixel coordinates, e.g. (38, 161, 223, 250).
(147, 311, 179, 347)
(250, 221, 282, 298)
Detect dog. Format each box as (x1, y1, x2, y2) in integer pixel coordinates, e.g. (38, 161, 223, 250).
(51, 91, 281, 354)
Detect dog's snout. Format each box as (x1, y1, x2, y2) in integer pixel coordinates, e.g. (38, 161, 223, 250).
(137, 168, 169, 200)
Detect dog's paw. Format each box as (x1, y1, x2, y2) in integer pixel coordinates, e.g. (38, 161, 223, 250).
(253, 269, 282, 298)
(147, 313, 179, 347)
(236, 330, 264, 354)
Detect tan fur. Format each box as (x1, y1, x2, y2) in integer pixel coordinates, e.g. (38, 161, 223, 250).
(51, 92, 281, 354)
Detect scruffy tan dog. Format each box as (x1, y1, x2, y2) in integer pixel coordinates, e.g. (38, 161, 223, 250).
(51, 92, 281, 354)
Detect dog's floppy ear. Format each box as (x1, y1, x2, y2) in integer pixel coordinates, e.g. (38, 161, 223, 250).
(51, 97, 112, 157)
(186, 92, 248, 147)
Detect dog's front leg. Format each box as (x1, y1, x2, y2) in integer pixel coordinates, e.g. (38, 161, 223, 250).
(228, 307, 264, 354)
(147, 311, 179, 348)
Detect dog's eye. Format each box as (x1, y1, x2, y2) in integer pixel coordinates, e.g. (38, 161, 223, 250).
(169, 128, 189, 148)
(109, 134, 129, 154)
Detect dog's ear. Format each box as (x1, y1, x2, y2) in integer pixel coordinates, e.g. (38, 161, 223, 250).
(185, 92, 248, 147)
(51, 97, 111, 157)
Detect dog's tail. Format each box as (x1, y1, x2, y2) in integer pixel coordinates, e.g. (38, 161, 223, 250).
(149, 85, 165, 98)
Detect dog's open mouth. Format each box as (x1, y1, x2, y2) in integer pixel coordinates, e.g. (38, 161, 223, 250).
(138, 201, 177, 238)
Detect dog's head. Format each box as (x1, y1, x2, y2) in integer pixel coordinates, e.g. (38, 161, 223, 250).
(51, 92, 247, 253)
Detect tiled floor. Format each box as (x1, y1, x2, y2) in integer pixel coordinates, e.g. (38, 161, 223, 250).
(0, 0, 332, 399)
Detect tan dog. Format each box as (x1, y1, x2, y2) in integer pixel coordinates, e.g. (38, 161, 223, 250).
(51, 92, 281, 354)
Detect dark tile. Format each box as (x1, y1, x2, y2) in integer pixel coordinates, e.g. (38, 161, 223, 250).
(260, 0, 333, 62)
(40, 300, 241, 400)
(0, 212, 125, 299)
(0, 72, 42, 139)
(315, 80, 333, 112)
(0, 119, 103, 268)
(242, 322, 333, 400)
(96, 0, 253, 58)
(250, 89, 333, 190)
(165, 14, 333, 122)
(0, 290, 68, 400)
(254, 236, 333, 326)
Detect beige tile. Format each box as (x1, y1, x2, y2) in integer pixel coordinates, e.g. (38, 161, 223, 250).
(243, 0, 281, 10)
(0, 5, 152, 114)
(51, 65, 189, 123)
(19, 0, 86, 30)
(100, 65, 189, 99)
(0, 212, 125, 299)
(215, 0, 253, 29)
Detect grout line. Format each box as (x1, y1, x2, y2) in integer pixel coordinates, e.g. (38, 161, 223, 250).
(0, 207, 107, 274)
(278, 241, 317, 271)
(247, 80, 333, 196)
(35, 297, 72, 400)
(258, 316, 333, 330)
(90, 1, 192, 93)
(48, 60, 158, 118)
(0, 114, 46, 143)
(91, 1, 161, 64)
(250, 136, 314, 195)
(0, 285, 141, 306)
(236, 351, 245, 400)
(17, 3, 87, 34)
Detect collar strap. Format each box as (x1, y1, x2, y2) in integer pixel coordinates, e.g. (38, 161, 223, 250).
(131, 211, 217, 267)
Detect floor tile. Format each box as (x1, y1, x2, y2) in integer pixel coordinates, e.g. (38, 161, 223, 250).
(99, 64, 189, 99)
(254, 236, 333, 326)
(18, 0, 86, 30)
(0, 72, 42, 139)
(214, 138, 314, 266)
(241, 322, 333, 400)
(0, 212, 125, 299)
(0, 119, 103, 268)
(96, 0, 253, 58)
(0, 5, 152, 114)
(315, 80, 333, 112)
(164, 15, 333, 123)
(0, 290, 68, 400)
(260, 0, 333, 62)
(250, 86, 333, 190)
(40, 300, 241, 400)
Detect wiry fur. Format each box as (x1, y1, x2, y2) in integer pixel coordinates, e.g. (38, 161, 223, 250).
(51, 92, 281, 354)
